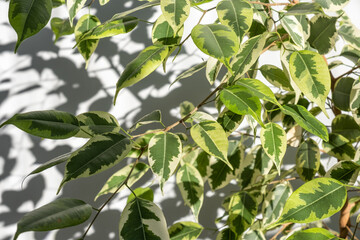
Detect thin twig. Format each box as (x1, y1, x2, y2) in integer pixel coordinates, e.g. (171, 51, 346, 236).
(81, 149, 144, 239)
(334, 65, 360, 81)
(352, 221, 360, 240)
(270, 223, 291, 240)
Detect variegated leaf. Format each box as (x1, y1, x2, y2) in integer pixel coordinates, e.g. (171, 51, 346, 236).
(287, 228, 337, 240)
(220, 85, 263, 126)
(341, 45, 360, 64)
(325, 160, 360, 185)
(75, 111, 121, 138)
(217, 108, 244, 136)
(355, 148, 360, 164)
(0, 110, 79, 139)
(333, 77, 355, 111)
(58, 133, 132, 192)
(161, 0, 190, 30)
(230, 33, 267, 81)
(190, 120, 231, 168)
(77, 16, 138, 43)
(119, 198, 170, 240)
(296, 139, 320, 182)
(339, 21, 360, 51)
(252, 146, 273, 185)
(216, 0, 253, 41)
(206, 57, 222, 85)
(216, 228, 237, 240)
(127, 187, 154, 203)
(74, 14, 101, 68)
(285, 2, 323, 15)
(67, 0, 87, 26)
(275, 178, 347, 225)
(242, 230, 265, 240)
(172, 61, 207, 87)
(235, 78, 279, 105)
(50, 18, 74, 43)
(208, 141, 243, 190)
(129, 110, 162, 133)
(308, 15, 337, 54)
(9, 0, 52, 53)
(152, 15, 183, 45)
(52, 0, 65, 8)
(228, 192, 257, 235)
(127, 132, 155, 158)
(99, 0, 110, 5)
(176, 164, 204, 221)
(260, 122, 287, 174)
(281, 104, 329, 141)
(148, 132, 182, 191)
(168, 221, 203, 240)
(95, 162, 149, 200)
(314, 0, 349, 11)
(323, 133, 356, 160)
(191, 24, 239, 72)
(296, 14, 310, 40)
(14, 198, 92, 240)
(27, 152, 72, 176)
(115, 45, 169, 102)
(237, 145, 258, 189)
(281, 15, 306, 49)
(262, 182, 292, 228)
(259, 64, 293, 91)
(289, 50, 331, 116)
(332, 114, 360, 142)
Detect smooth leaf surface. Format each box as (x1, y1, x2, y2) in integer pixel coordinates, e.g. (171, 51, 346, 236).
(332, 114, 360, 142)
(27, 151, 72, 177)
(67, 0, 87, 26)
(217, 108, 244, 136)
(339, 21, 360, 51)
(296, 138, 320, 182)
(9, 0, 52, 52)
(284, 2, 323, 15)
(323, 133, 356, 160)
(14, 198, 92, 240)
(172, 61, 207, 86)
(129, 110, 162, 133)
(161, 0, 190, 30)
(59, 133, 132, 192)
(0, 110, 79, 139)
(287, 228, 337, 240)
(235, 78, 279, 105)
(276, 178, 347, 225)
(168, 221, 203, 240)
(259, 64, 293, 91)
(50, 17, 74, 43)
(308, 15, 337, 54)
(281, 15, 306, 49)
(325, 160, 360, 185)
(216, 228, 237, 240)
(242, 230, 266, 240)
(206, 57, 222, 85)
(148, 132, 182, 191)
(127, 187, 154, 203)
(314, 0, 349, 11)
(119, 198, 170, 240)
(289, 50, 331, 116)
(333, 77, 355, 111)
(152, 14, 183, 45)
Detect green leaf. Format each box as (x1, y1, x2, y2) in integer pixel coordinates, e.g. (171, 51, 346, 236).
(129, 110, 162, 133)
(216, 0, 253, 41)
(260, 122, 287, 174)
(152, 15, 183, 45)
(289, 50, 331, 116)
(52, 0, 65, 8)
(191, 24, 239, 71)
(242, 230, 266, 240)
(50, 18, 74, 43)
(206, 57, 222, 85)
(168, 221, 203, 240)
(323, 133, 356, 160)
(99, 0, 110, 5)
(281, 104, 329, 141)
(308, 15, 337, 54)
(228, 192, 257, 235)
(190, 120, 231, 168)
(161, 0, 190, 30)
(284, 2, 323, 15)
(275, 178, 347, 225)
(296, 138, 320, 182)
(339, 21, 360, 51)
(115, 44, 169, 102)
(341, 45, 360, 64)
(67, 0, 87, 26)
(259, 64, 293, 91)
(148, 132, 182, 191)
(171, 61, 207, 87)
(235, 78, 279, 105)
(127, 187, 154, 203)
(217, 108, 244, 136)
(27, 151, 71, 176)
(0, 110, 79, 139)
(314, 0, 349, 11)
(113, 0, 160, 19)
(325, 160, 360, 185)
(262, 182, 292, 227)
(333, 77, 355, 111)
(74, 14, 101, 68)
(281, 15, 306, 49)
(119, 198, 170, 240)
(287, 228, 337, 240)
(230, 33, 267, 81)
(332, 114, 360, 142)
(75, 111, 121, 138)
(95, 162, 149, 200)
(9, 0, 52, 53)
(14, 198, 92, 240)
(176, 163, 204, 221)
(59, 133, 132, 192)
(77, 16, 138, 43)
(216, 228, 237, 240)
(220, 85, 263, 126)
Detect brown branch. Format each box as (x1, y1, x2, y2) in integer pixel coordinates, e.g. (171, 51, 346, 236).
(81, 149, 145, 239)
(270, 223, 291, 240)
(334, 65, 360, 82)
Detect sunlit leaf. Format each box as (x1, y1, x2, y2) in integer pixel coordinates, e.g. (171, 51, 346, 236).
(296, 138, 320, 182)
(127, 187, 154, 203)
(260, 64, 293, 91)
(284, 2, 323, 15)
(67, 0, 87, 26)
(339, 21, 360, 51)
(308, 15, 337, 54)
(152, 15, 183, 45)
(161, 0, 190, 30)
(287, 228, 337, 240)
(281, 15, 306, 49)
(168, 221, 203, 240)
(235, 78, 279, 105)
(314, 0, 349, 11)
(242, 229, 266, 240)
(332, 114, 360, 142)
(325, 160, 360, 185)
(323, 133, 356, 160)
(50, 18, 74, 43)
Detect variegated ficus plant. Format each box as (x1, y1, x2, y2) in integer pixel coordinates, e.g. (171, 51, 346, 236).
(3, 0, 360, 239)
